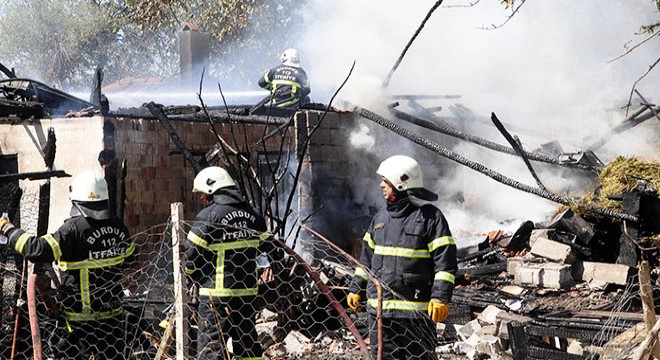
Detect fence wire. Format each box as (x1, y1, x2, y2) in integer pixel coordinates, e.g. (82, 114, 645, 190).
(1, 214, 379, 359)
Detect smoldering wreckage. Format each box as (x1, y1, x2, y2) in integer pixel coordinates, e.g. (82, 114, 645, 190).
(1, 56, 660, 360)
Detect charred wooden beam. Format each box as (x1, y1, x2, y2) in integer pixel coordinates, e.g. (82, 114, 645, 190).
(391, 94, 461, 100)
(117, 159, 127, 221)
(355, 106, 639, 222)
(389, 107, 598, 172)
(0, 98, 44, 118)
(109, 107, 288, 125)
(90, 67, 103, 108)
(448, 103, 554, 139)
(634, 90, 660, 124)
(145, 102, 202, 174)
(491, 112, 548, 191)
(0, 63, 16, 79)
(586, 106, 657, 150)
(0, 170, 70, 183)
(457, 262, 507, 277)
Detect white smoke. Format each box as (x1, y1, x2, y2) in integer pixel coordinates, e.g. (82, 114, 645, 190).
(349, 123, 376, 150)
(297, 0, 660, 234)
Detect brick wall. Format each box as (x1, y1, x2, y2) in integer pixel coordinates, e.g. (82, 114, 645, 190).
(112, 117, 286, 236)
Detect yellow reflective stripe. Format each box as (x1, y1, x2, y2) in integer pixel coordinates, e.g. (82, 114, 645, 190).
(354, 267, 368, 281)
(367, 299, 428, 311)
(14, 232, 31, 254)
(57, 243, 135, 270)
(428, 236, 455, 252)
(81, 269, 90, 313)
(272, 79, 301, 88)
(374, 245, 430, 258)
(263, 73, 270, 83)
(184, 267, 195, 275)
(204, 240, 261, 298)
(435, 271, 455, 285)
(207, 239, 260, 251)
(216, 248, 223, 291)
(187, 231, 208, 248)
(42, 234, 62, 261)
(363, 232, 375, 249)
(259, 232, 271, 241)
(199, 287, 258, 297)
(275, 98, 300, 107)
(65, 307, 123, 322)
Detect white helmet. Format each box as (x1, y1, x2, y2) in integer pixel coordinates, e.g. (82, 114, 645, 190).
(193, 167, 236, 195)
(280, 48, 300, 67)
(70, 170, 109, 202)
(377, 155, 424, 191)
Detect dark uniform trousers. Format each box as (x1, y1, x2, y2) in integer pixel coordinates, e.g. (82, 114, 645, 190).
(51, 315, 127, 359)
(197, 297, 262, 359)
(368, 315, 438, 360)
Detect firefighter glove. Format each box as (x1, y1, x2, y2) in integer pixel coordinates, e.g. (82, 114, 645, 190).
(0, 217, 14, 236)
(428, 298, 449, 323)
(347, 293, 361, 312)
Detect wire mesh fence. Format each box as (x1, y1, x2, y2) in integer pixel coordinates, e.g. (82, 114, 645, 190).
(1, 205, 376, 359)
(3, 194, 657, 359)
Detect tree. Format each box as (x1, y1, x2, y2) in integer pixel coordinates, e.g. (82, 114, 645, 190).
(0, 0, 306, 90)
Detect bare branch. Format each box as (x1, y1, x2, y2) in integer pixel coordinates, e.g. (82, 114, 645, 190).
(383, 0, 445, 87)
(625, 56, 660, 113)
(608, 28, 660, 63)
(481, 0, 527, 30)
(444, 0, 480, 8)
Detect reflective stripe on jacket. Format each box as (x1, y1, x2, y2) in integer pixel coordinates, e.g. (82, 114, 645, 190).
(185, 200, 269, 298)
(349, 201, 457, 318)
(8, 215, 133, 322)
(258, 64, 310, 108)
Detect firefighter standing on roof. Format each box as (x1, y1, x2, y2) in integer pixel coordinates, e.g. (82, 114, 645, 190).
(347, 155, 458, 360)
(258, 48, 311, 109)
(185, 166, 271, 360)
(0, 170, 134, 359)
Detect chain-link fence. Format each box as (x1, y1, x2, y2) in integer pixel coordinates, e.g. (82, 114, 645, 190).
(1, 202, 376, 359)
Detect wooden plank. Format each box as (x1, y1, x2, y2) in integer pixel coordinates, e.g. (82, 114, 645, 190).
(171, 202, 188, 360)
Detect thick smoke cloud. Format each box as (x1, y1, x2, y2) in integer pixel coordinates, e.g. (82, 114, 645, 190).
(298, 1, 660, 233)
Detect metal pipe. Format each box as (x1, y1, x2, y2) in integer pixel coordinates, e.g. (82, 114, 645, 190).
(272, 237, 371, 358)
(300, 225, 385, 360)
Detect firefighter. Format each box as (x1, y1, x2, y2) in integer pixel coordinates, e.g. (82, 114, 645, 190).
(257, 47, 311, 110)
(0, 170, 134, 359)
(347, 155, 457, 360)
(185, 166, 271, 360)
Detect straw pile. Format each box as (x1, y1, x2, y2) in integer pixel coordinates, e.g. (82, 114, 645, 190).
(582, 156, 660, 212)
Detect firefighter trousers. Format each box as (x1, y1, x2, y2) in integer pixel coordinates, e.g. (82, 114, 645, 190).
(197, 297, 262, 359)
(368, 314, 437, 360)
(49, 315, 127, 359)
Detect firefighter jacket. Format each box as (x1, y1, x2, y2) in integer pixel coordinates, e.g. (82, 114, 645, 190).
(6, 215, 134, 322)
(185, 195, 270, 299)
(349, 197, 457, 318)
(258, 64, 310, 108)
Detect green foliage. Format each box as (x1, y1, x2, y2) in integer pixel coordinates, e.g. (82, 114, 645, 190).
(0, 0, 305, 90)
